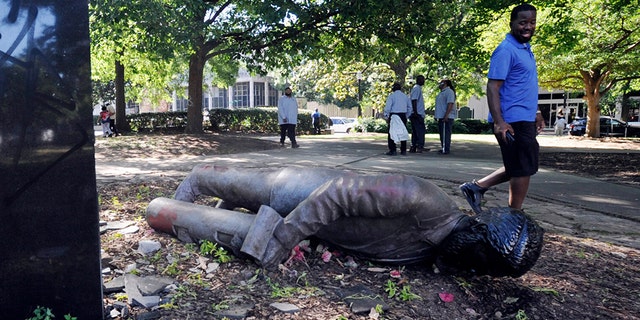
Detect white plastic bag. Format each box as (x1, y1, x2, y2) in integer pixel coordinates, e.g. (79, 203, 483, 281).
(389, 114, 409, 143)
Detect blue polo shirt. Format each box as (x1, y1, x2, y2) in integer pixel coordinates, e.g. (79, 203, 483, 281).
(487, 33, 538, 123)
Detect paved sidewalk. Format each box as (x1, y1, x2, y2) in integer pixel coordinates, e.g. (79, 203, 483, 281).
(95, 133, 640, 249)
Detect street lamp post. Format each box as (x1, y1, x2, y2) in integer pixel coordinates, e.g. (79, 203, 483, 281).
(356, 71, 362, 118)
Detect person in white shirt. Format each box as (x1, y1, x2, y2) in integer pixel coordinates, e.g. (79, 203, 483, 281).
(383, 83, 412, 156)
(277, 86, 299, 148)
(435, 79, 456, 154)
(554, 114, 567, 136)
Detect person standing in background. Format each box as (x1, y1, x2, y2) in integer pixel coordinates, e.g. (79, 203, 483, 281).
(383, 83, 412, 156)
(278, 86, 299, 148)
(312, 108, 322, 135)
(435, 79, 456, 154)
(99, 106, 113, 138)
(460, 3, 544, 214)
(409, 75, 427, 153)
(554, 113, 566, 136)
(107, 104, 118, 137)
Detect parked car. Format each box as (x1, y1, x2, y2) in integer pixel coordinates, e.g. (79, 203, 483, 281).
(330, 117, 356, 133)
(568, 117, 586, 136)
(569, 116, 640, 137)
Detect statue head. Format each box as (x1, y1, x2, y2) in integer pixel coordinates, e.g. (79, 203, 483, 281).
(436, 207, 544, 277)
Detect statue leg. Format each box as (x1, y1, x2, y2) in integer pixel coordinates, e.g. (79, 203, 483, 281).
(147, 197, 287, 266)
(147, 197, 256, 257)
(173, 164, 345, 214)
(174, 164, 280, 212)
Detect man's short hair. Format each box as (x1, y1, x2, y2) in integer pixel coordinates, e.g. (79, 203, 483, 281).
(510, 3, 536, 22)
(392, 83, 402, 91)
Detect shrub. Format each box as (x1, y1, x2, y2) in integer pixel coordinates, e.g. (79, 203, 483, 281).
(458, 119, 492, 134)
(426, 116, 491, 134)
(207, 108, 330, 134)
(127, 112, 188, 133)
(121, 109, 497, 135)
(355, 117, 388, 133)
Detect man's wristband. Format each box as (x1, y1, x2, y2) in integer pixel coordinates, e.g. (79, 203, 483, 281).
(536, 110, 541, 114)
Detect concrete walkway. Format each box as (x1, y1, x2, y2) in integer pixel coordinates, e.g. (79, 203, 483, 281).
(95, 132, 640, 249)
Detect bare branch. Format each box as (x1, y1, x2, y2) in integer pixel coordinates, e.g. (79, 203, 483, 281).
(206, 0, 233, 25)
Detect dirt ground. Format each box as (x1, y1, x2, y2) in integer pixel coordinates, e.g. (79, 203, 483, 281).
(96, 133, 640, 320)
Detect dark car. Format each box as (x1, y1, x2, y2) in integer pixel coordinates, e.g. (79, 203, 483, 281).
(568, 117, 586, 136)
(569, 116, 640, 137)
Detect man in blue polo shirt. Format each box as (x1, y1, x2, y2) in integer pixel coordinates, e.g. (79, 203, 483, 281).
(460, 3, 545, 214)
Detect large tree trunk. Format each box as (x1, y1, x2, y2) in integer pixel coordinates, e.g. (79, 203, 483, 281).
(186, 50, 205, 134)
(388, 61, 409, 87)
(114, 59, 130, 133)
(581, 69, 609, 138)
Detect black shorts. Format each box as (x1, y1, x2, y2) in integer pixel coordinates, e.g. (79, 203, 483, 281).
(496, 121, 539, 177)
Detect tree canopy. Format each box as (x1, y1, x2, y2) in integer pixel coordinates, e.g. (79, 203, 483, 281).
(89, 0, 640, 137)
(535, 0, 640, 137)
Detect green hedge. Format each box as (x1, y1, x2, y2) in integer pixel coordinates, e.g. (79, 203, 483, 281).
(208, 107, 330, 134)
(426, 116, 491, 134)
(127, 112, 188, 132)
(123, 110, 491, 135)
(354, 116, 491, 134)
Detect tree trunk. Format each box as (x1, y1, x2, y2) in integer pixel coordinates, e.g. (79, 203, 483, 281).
(584, 93, 600, 138)
(388, 61, 409, 87)
(620, 81, 631, 121)
(581, 69, 608, 138)
(186, 51, 205, 134)
(114, 59, 130, 133)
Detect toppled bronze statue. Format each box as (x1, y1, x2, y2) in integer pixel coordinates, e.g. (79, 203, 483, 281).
(146, 165, 544, 277)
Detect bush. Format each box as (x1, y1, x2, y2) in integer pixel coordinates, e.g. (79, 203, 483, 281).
(458, 119, 492, 134)
(355, 117, 388, 133)
(425, 116, 492, 134)
(122, 110, 494, 135)
(209, 108, 280, 132)
(127, 112, 188, 133)
(208, 108, 330, 134)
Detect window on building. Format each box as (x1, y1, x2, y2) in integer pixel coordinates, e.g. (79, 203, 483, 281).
(203, 95, 209, 110)
(175, 98, 189, 112)
(233, 82, 249, 108)
(268, 85, 278, 106)
(126, 100, 140, 114)
(254, 82, 265, 106)
(211, 88, 228, 109)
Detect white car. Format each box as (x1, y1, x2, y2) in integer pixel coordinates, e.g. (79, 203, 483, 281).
(330, 117, 356, 133)
(627, 121, 640, 129)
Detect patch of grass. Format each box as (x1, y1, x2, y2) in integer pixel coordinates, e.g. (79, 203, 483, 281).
(532, 287, 560, 297)
(148, 250, 163, 264)
(163, 261, 180, 276)
(384, 280, 420, 301)
(384, 280, 397, 298)
(114, 293, 128, 302)
(212, 300, 230, 311)
(515, 309, 529, 320)
(136, 185, 151, 200)
(111, 196, 123, 210)
(398, 285, 421, 301)
(266, 277, 297, 298)
(199, 240, 233, 263)
(187, 273, 210, 288)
